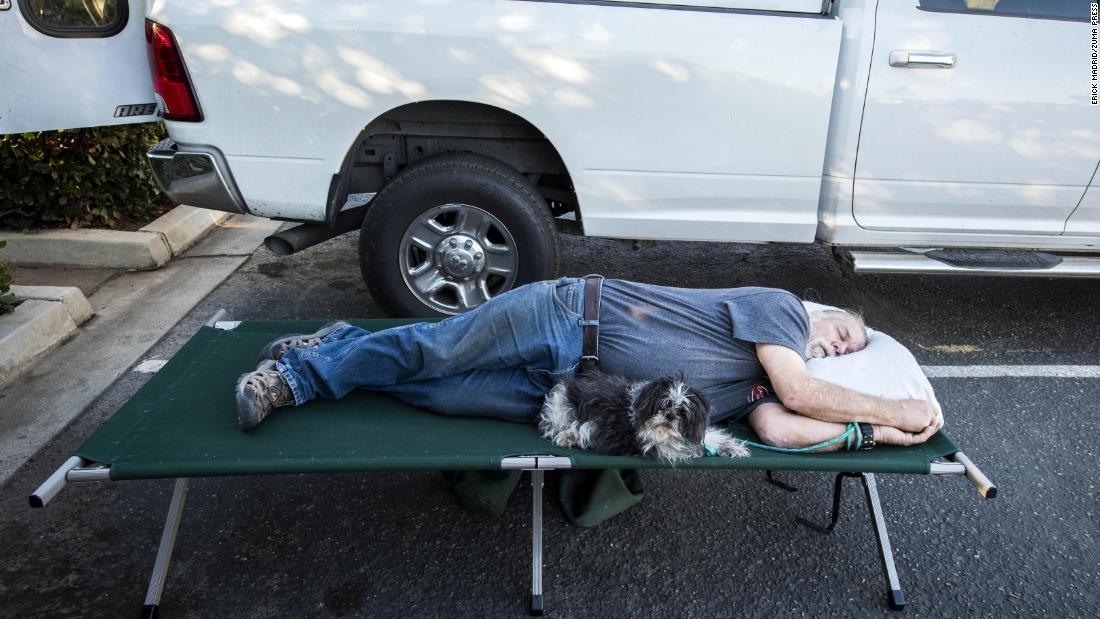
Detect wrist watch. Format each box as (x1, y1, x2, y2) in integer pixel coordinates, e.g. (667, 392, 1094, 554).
(858, 423, 875, 450)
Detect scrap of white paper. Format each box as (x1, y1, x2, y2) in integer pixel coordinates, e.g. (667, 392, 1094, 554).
(133, 359, 169, 374)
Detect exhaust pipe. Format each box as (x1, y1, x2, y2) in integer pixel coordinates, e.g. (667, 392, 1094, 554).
(264, 207, 366, 256)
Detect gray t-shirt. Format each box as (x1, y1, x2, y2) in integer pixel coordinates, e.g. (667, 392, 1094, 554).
(597, 281, 810, 423)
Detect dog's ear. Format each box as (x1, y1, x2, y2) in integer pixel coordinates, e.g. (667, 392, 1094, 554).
(689, 384, 711, 414)
(674, 384, 709, 444)
(631, 381, 667, 427)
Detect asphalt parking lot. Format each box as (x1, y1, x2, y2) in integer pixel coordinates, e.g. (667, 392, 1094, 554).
(2, 232, 1098, 618)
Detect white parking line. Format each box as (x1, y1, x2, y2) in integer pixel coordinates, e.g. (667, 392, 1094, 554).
(922, 365, 1100, 378)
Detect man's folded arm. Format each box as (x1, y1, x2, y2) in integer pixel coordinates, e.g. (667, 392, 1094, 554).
(755, 343, 937, 433)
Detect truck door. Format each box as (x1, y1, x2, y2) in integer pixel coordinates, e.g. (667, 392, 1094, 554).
(853, 0, 1099, 236)
(1064, 165, 1100, 236)
(0, 0, 156, 134)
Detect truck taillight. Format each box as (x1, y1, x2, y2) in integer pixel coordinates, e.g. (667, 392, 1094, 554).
(146, 20, 203, 122)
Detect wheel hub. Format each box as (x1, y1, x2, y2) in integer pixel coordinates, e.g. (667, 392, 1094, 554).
(397, 203, 520, 315)
(437, 234, 485, 280)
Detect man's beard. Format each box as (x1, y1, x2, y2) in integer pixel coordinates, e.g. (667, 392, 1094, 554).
(805, 336, 836, 359)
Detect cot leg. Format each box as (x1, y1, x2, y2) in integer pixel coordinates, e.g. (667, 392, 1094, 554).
(141, 478, 190, 619)
(765, 470, 798, 493)
(860, 474, 906, 611)
(796, 473, 905, 611)
(796, 472, 856, 533)
(529, 470, 545, 616)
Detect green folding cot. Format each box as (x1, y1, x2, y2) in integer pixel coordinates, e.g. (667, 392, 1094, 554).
(31, 312, 997, 617)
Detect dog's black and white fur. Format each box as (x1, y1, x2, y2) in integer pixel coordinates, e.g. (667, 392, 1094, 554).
(538, 370, 749, 462)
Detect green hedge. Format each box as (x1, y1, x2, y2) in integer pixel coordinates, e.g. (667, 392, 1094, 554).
(0, 240, 15, 314)
(0, 123, 172, 230)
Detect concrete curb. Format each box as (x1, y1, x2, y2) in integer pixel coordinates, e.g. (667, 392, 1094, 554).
(141, 205, 233, 256)
(0, 215, 282, 485)
(0, 286, 92, 388)
(0, 205, 231, 270)
(10, 285, 94, 324)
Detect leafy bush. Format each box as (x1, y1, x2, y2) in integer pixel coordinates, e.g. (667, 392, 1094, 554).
(0, 123, 173, 230)
(0, 240, 16, 314)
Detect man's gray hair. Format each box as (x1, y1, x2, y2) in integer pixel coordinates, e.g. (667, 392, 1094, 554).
(811, 308, 868, 340)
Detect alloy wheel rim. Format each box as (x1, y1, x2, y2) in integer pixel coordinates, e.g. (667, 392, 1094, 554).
(398, 203, 519, 314)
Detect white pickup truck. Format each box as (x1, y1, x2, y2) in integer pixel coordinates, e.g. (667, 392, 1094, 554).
(3, 0, 1099, 315)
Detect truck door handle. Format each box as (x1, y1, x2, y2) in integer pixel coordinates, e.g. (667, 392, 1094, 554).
(888, 50, 956, 68)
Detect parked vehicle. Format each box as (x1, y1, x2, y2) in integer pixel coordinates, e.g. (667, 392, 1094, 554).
(4, 0, 1098, 315)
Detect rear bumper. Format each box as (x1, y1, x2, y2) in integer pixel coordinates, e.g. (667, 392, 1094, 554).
(146, 139, 249, 215)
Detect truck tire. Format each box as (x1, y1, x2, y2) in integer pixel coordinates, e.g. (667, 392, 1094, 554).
(359, 153, 559, 316)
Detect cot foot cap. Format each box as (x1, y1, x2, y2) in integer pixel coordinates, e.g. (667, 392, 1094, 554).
(888, 589, 906, 610)
(141, 604, 160, 619)
(530, 594, 544, 616)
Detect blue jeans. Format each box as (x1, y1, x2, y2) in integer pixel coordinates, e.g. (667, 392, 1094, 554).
(276, 277, 597, 423)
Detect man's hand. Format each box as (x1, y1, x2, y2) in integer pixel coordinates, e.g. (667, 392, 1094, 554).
(892, 399, 940, 434)
(874, 415, 944, 447)
(756, 343, 939, 432)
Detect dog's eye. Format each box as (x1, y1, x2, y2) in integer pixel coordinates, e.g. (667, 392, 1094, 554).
(664, 412, 675, 423)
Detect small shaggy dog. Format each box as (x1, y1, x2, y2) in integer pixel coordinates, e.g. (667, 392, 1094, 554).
(537, 370, 749, 462)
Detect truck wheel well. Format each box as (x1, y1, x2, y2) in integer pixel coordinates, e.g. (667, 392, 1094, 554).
(346, 101, 578, 222)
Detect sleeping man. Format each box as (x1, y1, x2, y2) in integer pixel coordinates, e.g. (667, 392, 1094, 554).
(234, 276, 943, 450)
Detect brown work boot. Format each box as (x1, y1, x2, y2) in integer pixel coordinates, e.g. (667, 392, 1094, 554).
(235, 360, 294, 430)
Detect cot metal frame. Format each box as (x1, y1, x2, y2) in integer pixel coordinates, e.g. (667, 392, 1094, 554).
(28, 310, 999, 617)
(27, 452, 998, 615)
(772, 470, 909, 609)
(28, 310, 230, 619)
(28, 452, 995, 617)
(501, 455, 572, 615)
(498, 455, 994, 616)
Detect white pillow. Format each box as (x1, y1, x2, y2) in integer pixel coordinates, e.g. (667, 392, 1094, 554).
(801, 301, 944, 422)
